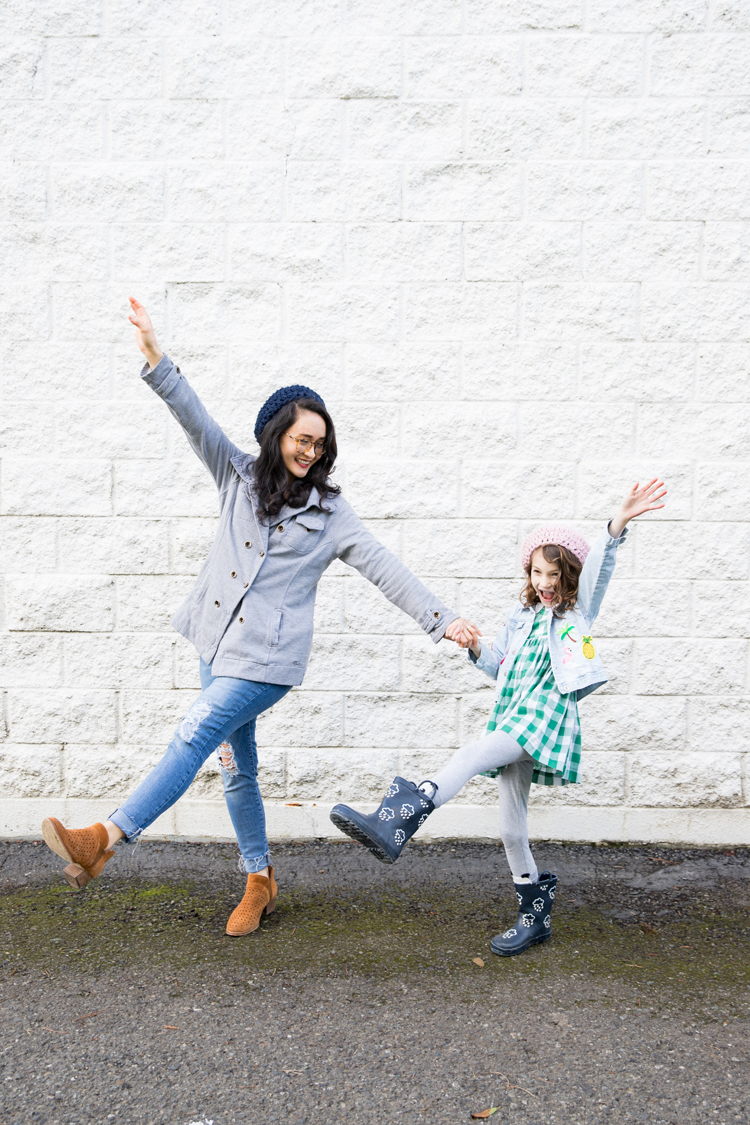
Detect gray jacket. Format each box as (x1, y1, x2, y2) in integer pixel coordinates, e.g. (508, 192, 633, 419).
(142, 355, 458, 686)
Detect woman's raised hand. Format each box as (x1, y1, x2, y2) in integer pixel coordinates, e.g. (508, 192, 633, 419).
(128, 296, 163, 370)
(444, 617, 482, 650)
(609, 478, 667, 539)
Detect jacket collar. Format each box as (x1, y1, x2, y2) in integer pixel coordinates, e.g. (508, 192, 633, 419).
(280, 485, 323, 516)
(230, 452, 323, 514)
(230, 451, 257, 482)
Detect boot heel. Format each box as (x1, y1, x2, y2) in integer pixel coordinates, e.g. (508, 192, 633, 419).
(264, 896, 277, 915)
(64, 863, 92, 890)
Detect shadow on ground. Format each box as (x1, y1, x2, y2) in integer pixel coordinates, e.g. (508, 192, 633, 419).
(1, 839, 748, 1125)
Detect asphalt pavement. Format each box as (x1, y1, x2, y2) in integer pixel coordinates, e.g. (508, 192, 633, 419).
(1, 837, 748, 1125)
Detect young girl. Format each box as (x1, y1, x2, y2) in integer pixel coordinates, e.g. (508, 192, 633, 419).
(331, 481, 667, 956)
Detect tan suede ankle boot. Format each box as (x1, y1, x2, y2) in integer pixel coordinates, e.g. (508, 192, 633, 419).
(41, 818, 115, 890)
(226, 867, 278, 936)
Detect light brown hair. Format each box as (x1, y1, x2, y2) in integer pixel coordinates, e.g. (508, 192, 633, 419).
(520, 543, 582, 617)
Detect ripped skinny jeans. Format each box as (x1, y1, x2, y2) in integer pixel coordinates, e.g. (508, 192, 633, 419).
(109, 661, 291, 873)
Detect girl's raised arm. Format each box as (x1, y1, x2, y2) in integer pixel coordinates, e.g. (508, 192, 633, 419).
(578, 478, 667, 623)
(608, 479, 667, 540)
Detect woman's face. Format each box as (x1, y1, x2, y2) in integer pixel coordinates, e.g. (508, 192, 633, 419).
(530, 547, 561, 608)
(280, 408, 327, 480)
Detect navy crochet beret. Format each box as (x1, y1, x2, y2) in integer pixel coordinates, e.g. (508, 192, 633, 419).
(254, 384, 326, 444)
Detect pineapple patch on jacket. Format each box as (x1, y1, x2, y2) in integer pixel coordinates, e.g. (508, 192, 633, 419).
(470, 524, 628, 702)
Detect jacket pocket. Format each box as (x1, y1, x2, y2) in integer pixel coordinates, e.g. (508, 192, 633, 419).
(287, 512, 325, 554)
(267, 610, 282, 647)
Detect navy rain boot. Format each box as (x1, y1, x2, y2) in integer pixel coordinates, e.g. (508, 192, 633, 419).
(330, 777, 436, 864)
(490, 872, 558, 957)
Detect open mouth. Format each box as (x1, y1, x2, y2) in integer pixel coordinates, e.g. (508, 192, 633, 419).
(539, 589, 555, 603)
(295, 457, 312, 469)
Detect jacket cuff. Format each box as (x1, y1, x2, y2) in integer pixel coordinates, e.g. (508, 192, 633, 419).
(428, 609, 458, 644)
(470, 643, 497, 676)
(605, 521, 629, 545)
(140, 353, 177, 393)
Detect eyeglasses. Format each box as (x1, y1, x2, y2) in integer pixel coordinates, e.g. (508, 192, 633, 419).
(285, 432, 326, 456)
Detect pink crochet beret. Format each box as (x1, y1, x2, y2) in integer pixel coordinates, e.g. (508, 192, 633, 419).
(521, 524, 590, 570)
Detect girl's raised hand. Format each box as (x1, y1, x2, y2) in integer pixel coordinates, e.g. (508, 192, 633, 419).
(609, 479, 667, 538)
(128, 296, 163, 369)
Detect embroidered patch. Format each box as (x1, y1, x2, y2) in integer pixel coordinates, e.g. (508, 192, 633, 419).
(582, 635, 596, 659)
(562, 645, 573, 665)
(558, 623, 577, 643)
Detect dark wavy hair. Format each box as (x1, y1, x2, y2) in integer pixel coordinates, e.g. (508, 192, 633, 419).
(253, 398, 340, 521)
(520, 543, 582, 618)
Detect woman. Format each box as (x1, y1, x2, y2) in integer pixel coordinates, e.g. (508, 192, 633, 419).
(41, 297, 479, 936)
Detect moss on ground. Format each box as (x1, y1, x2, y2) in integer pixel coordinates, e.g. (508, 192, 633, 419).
(2, 878, 749, 1020)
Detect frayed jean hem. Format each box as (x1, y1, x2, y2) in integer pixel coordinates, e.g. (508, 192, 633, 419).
(109, 808, 143, 842)
(240, 851, 272, 874)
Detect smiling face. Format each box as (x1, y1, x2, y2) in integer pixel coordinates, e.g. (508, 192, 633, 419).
(529, 546, 562, 609)
(280, 407, 328, 480)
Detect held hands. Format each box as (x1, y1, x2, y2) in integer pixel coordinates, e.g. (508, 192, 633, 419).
(609, 478, 667, 540)
(444, 617, 482, 652)
(128, 296, 163, 371)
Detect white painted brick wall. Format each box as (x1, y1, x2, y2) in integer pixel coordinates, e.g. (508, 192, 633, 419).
(1, 0, 749, 846)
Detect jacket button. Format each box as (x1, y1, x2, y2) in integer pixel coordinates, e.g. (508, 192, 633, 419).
(230, 570, 237, 578)
(278, 525, 284, 532)
(215, 600, 220, 607)
(239, 617, 244, 624)
(433, 611, 440, 618)
(244, 541, 251, 548)
(260, 551, 265, 557)
(243, 582, 249, 588)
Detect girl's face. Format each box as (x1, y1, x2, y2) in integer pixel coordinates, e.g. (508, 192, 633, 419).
(280, 408, 327, 480)
(530, 547, 562, 608)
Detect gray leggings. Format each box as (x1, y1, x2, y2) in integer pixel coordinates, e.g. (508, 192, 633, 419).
(429, 730, 538, 882)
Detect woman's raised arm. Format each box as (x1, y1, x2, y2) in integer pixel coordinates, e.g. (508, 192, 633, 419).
(128, 297, 164, 370)
(128, 296, 242, 498)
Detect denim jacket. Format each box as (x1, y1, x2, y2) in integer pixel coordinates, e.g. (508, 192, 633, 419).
(142, 355, 458, 686)
(470, 525, 628, 702)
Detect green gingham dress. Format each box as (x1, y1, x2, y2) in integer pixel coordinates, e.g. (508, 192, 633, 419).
(482, 607, 581, 787)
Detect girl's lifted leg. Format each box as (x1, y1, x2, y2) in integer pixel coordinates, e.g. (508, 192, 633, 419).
(330, 730, 529, 864)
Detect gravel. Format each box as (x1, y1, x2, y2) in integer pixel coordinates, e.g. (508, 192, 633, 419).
(1, 838, 748, 1124)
